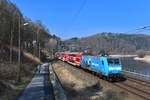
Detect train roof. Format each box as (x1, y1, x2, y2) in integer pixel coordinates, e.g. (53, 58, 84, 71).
(82, 55, 120, 59)
(67, 52, 83, 54)
(57, 52, 83, 54)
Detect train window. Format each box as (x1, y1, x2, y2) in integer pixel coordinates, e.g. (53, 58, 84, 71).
(76, 58, 80, 61)
(107, 58, 120, 65)
(108, 59, 113, 65)
(89, 61, 91, 64)
(72, 54, 76, 57)
(114, 59, 120, 65)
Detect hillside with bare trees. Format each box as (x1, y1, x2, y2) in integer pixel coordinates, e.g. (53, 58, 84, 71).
(0, 0, 61, 99)
(0, 0, 60, 53)
(64, 32, 150, 55)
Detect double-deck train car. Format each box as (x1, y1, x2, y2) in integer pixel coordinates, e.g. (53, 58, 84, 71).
(67, 52, 82, 66)
(63, 53, 69, 61)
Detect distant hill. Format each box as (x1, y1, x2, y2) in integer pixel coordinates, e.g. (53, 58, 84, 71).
(63, 32, 150, 55)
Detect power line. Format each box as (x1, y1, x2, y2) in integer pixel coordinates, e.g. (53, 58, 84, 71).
(134, 26, 150, 33)
(125, 26, 150, 34)
(71, 0, 88, 24)
(135, 28, 150, 33)
(63, 0, 88, 35)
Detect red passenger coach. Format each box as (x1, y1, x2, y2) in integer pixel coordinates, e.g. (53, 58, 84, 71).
(75, 53, 82, 66)
(68, 53, 75, 65)
(67, 52, 83, 66)
(64, 53, 69, 61)
(56, 52, 83, 66)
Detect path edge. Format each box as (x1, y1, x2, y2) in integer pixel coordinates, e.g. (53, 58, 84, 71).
(49, 63, 67, 100)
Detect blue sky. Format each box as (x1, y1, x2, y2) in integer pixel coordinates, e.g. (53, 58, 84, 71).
(11, 0, 150, 40)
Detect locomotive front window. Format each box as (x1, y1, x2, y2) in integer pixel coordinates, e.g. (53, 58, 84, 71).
(107, 58, 120, 65)
(114, 59, 119, 64)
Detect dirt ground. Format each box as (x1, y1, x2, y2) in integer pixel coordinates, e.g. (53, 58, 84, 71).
(52, 62, 101, 100)
(52, 61, 138, 100)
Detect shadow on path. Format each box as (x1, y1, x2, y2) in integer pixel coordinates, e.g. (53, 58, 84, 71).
(19, 63, 55, 100)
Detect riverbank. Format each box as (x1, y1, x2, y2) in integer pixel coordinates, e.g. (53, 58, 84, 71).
(110, 55, 137, 57)
(134, 55, 150, 64)
(110, 54, 150, 64)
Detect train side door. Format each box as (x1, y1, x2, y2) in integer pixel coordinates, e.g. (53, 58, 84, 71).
(100, 58, 105, 74)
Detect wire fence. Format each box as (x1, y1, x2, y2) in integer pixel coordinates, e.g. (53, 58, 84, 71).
(123, 69, 150, 80)
(121, 57, 150, 80)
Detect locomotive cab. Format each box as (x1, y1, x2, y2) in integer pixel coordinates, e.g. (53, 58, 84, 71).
(106, 57, 122, 80)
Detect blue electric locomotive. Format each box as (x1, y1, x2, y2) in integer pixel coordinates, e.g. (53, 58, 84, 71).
(81, 56, 122, 81)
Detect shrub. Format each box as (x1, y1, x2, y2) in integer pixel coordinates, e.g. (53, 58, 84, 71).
(103, 89, 126, 100)
(136, 50, 146, 58)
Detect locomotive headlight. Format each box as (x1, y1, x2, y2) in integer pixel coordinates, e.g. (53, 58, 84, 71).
(109, 67, 114, 70)
(116, 67, 121, 70)
(109, 67, 121, 70)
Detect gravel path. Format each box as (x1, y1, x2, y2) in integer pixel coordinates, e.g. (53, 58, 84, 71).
(18, 63, 55, 100)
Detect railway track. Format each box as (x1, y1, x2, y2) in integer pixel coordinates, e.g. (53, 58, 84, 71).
(124, 75, 150, 87)
(58, 61, 150, 100)
(114, 82, 150, 100)
(113, 82, 150, 100)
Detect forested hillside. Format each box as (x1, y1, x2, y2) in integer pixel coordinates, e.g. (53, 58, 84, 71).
(64, 32, 150, 55)
(0, 1, 60, 99)
(0, 0, 60, 57)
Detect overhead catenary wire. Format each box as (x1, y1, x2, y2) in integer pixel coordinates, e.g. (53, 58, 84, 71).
(63, 0, 88, 35)
(135, 29, 150, 34)
(71, 0, 88, 24)
(125, 26, 150, 34)
(134, 26, 150, 34)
